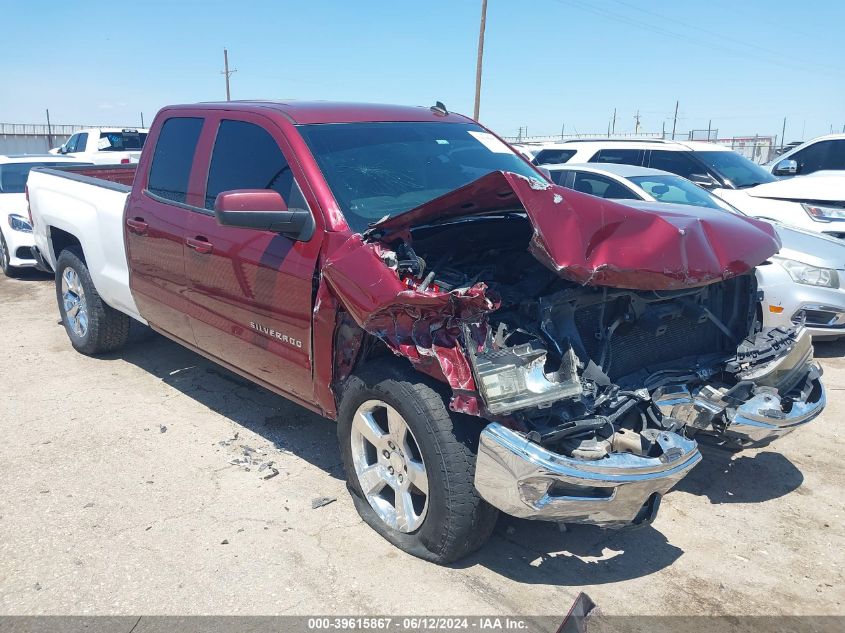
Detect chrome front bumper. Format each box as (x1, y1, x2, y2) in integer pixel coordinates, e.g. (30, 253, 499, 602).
(722, 376, 825, 446)
(474, 423, 701, 526)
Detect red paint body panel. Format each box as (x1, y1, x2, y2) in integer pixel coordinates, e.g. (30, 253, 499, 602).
(374, 171, 781, 290)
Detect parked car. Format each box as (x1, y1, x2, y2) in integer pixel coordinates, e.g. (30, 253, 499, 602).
(767, 134, 845, 176)
(0, 154, 92, 276)
(543, 163, 845, 341)
(50, 127, 149, 165)
(532, 139, 845, 239)
(27, 101, 824, 563)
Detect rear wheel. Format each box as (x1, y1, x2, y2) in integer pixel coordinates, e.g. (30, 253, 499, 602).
(55, 248, 130, 355)
(338, 360, 498, 563)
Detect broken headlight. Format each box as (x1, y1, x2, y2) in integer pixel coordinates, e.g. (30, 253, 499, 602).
(469, 340, 582, 415)
(775, 256, 839, 289)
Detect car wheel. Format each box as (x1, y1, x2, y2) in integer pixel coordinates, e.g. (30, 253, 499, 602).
(0, 229, 19, 278)
(338, 359, 498, 563)
(55, 247, 130, 355)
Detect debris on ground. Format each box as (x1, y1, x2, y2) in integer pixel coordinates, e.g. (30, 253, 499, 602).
(311, 496, 336, 509)
(220, 539, 229, 545)
(159, 424, 167, 433)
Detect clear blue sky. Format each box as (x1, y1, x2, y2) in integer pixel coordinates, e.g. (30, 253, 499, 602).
(2, 0, 842, 141)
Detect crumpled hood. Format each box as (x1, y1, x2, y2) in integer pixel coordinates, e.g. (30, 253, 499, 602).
(744, 172, 845, 203)
(372, 171, 781, 290)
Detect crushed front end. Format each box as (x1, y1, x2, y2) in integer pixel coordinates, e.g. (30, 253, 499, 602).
(324, 172, 824, 527)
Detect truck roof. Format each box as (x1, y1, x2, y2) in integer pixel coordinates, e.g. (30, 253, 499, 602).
(170, 100, 473, 125)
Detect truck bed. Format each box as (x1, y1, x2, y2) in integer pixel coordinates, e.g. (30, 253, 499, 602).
(28, 165, 144, 322)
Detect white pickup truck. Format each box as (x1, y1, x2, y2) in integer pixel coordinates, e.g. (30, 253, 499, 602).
(50, 127, 149, 165)
(27, 164, 143, 321)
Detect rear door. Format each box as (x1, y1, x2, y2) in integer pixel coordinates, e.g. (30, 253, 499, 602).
(125, 115, 204, 344)
(183, 112, 324, 403)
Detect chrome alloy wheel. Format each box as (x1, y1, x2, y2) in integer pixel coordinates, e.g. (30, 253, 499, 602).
(350, 399, 429, 533)
(61, 267, 88, 338)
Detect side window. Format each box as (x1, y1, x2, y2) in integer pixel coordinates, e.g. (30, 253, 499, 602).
(147, 117, 204, 204)
(828, 140, 845, 170)
(75, 133, 89, 153)
(589, 149, 644, 166)
(533, 149, 576, 165)
(205, 119, 307, 211)
(571, 172, 639, 199)
(64, 134, 79, 153)
(792, 141, 832, 174)
(648, 150, 708, 179)
(547, 170, 568, 186)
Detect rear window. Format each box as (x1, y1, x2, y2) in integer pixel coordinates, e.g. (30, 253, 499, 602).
(99, 130, 148, 152)
(147, 118, 203, 204)
(0, 162, 89, 194)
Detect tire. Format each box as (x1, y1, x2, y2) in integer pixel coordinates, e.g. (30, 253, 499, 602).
(55, 247, 130, 355)
(0, 229, 19, 278)
(338, 359, 498, 564)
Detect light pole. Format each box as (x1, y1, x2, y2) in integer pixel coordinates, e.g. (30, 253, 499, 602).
(473, 0, 488, 120)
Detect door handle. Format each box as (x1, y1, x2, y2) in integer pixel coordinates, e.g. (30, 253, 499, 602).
(126, 218, 148, 235)
(186, 236, 213, 255)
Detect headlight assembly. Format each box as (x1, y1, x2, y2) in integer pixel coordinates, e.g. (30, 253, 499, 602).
(802, 203, 845, 223)
(8, 214, 32, 233)
(775, 257, 839, 288)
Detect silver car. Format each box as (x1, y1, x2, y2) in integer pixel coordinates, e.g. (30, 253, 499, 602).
(544, 163, 845, 341)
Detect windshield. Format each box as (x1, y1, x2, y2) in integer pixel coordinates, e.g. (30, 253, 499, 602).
(297, 122, 542, 232)
(98, 131, 147, 152)
(629, 174, 728, 210)
(0, 162, 88, 194)
(695, 151, 776, 188)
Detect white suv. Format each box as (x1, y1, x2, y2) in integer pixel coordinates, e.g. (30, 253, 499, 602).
(767, 134, 845, 177)
(525, 138, 845, 239)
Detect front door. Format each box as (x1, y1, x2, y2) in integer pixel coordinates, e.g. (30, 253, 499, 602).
(125, 116, 204, 345)
(183, 115, 323, 403)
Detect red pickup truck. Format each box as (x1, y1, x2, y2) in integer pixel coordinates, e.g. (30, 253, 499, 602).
(27, 101, 825, 563)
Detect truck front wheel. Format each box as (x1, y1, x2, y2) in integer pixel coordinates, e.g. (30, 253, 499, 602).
(55, 248, 130, 356)
(338, 360, 498, 563)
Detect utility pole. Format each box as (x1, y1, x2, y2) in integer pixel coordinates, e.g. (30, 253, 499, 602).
(45, 109, 53, 150)
(473, 0, 488, 120)
(634, 110, 641, 134)
(662, 121, 666, 139)
(611, 108, 616, 135)
(671, 100, 679, 140)
(780, 117, 786, 151)
(560, 123, 565, 140)
(707, 119, 712, 141)
(141, 112, 145, 128)
(221, 48, 237, 101)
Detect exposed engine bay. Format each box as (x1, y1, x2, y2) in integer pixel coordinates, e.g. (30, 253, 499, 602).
(371, 214, 823, 461)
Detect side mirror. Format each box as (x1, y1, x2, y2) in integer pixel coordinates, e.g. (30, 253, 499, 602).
(214, 189, 314, 241)
(773, 159, 798, 176)
(688, 173, 717, 188)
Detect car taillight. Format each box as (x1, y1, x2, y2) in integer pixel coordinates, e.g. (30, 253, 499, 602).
(120, 158, 130, 164)
(25, 184, 33, 224)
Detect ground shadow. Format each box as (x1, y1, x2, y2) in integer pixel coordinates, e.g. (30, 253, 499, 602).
(7, 268, 53, 281)
(674, 444, 803, 503)
(108, 327, 344, 480)
(454, 515, 683, 585)
(813, 339, 845, 358)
